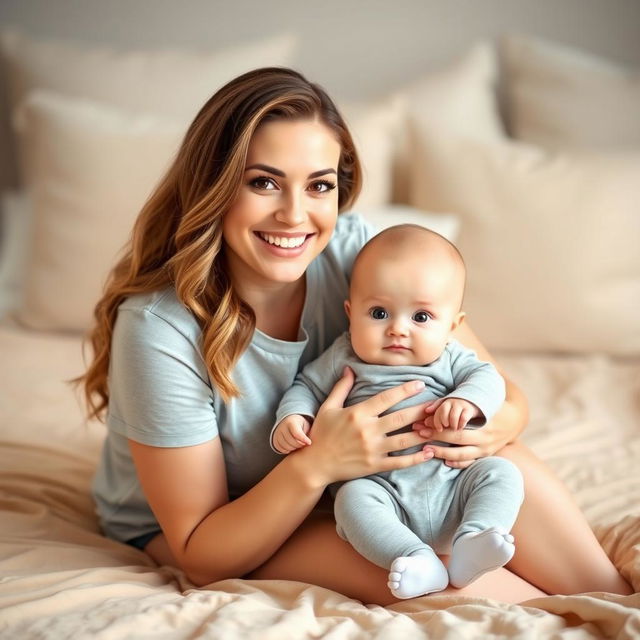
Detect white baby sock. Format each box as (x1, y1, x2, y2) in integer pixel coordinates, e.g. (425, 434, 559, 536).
(448, 527, 515, 588)
(387, 551, 449, 599)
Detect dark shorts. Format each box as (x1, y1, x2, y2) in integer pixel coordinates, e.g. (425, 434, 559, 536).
(126, 530, 161, 550)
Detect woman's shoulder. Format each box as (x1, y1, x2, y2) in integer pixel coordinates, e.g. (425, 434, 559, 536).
(319, 212, 377, 276)
(116, 287, 201, 347)
(331, 212, 376, 245)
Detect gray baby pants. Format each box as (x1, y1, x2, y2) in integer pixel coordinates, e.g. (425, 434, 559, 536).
(333, 456, 524, 570)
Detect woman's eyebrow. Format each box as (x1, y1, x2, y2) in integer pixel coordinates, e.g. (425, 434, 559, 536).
(245, 163, 337, 179)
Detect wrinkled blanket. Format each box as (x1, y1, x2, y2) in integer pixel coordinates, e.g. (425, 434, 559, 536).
(0, 325, 638, 639)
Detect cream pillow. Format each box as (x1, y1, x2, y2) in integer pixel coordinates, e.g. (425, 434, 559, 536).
(408, 121, 640, 355)
(14, 92, 186, 331)
(0, 29, 296, 119)
(402, 41, 640, 355)
(341, 99, 403, 208)
(501, 34, 640, 150)
(0, 29, 297, 187)
(0, 190, 30, 318)
(12, 90, 401, 331)
(392, 41, 504, 203)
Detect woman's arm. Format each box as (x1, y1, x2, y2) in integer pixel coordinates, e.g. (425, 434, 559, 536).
(414, 321, 528, 468)
(129, 370, 431, 586)
(129, 435, 324, 586)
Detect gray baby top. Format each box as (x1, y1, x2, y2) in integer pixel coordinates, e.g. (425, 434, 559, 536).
(273, 331, 506, 449)
(92, 213, 375, 542)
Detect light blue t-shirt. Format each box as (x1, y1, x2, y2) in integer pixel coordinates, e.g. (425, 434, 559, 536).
(92, 213, 375, 542)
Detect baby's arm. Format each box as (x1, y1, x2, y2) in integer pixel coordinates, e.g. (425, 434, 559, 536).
(427, 342, 507, 432)
(270, 334, 348, 454)
(272, 414, 313, 454)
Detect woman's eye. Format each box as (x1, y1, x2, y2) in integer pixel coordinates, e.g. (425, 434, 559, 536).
(250, 176, 277, 190)
(309, 180, 337, 194)
(413, 311, 430, 323)
(369, 307, 388, 320)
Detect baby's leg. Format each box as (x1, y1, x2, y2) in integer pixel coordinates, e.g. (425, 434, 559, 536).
(334, 479, 448, 599)
(447, 457, 524, 588)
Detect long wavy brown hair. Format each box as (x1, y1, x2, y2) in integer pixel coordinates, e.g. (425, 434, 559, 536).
(76, 67, 362, 421)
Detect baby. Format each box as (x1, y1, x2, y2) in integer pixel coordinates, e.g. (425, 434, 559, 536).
(271, 224, 524, 599)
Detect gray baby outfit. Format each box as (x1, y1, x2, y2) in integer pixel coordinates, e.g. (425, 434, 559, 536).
(273, 332, 524, 570)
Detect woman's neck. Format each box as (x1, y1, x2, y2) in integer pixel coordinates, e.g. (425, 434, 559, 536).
(239, 277, 306, 342)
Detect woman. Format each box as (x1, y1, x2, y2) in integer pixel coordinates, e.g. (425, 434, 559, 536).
(79, 67, 631, 604)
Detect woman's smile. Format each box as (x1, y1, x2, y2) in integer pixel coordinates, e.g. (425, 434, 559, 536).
(255, 230, 314, 254)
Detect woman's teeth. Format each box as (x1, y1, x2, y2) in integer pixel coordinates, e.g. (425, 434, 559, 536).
(259, 233, 306, 248)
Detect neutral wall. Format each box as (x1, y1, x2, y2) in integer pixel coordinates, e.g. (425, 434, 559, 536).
(1, 0, 639, 189)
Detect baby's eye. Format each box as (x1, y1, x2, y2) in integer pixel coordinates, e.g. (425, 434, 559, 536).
(369, 307, 388, 320)
(413, 311, 430, 323)
(250, 176, 277, 190)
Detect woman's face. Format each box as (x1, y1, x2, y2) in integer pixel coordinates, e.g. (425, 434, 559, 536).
(223, 118, 341, 293)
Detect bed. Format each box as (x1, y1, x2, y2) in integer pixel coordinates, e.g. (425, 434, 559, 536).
(1, 30, 639, 639)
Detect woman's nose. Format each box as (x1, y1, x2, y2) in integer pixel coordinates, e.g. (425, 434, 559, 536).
(275, 192, 307, 226)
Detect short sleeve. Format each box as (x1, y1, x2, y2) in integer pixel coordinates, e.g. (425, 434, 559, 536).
(321, 213, 378, 282)
(107, 306, 217, 447)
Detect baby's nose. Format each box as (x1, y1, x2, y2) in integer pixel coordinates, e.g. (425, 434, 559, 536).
(388, 319, 409, 336)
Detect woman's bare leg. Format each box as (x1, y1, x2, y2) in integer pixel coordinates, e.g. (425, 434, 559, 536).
(498, 441, 632, 595)
(248, 512, 545, 605)
(145, 512, 544, 603)
(145, 533, 180, 567)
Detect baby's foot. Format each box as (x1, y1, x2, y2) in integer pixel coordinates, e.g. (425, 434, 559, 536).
(448, 527, 515, 588)
(387, 552, 449, 599)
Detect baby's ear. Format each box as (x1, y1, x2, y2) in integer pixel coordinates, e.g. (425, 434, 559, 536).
(451, 311, 466, 332)
(344, 300, 351, 319)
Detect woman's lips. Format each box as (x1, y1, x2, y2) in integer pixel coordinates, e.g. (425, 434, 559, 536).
(254, 231, 313, 257)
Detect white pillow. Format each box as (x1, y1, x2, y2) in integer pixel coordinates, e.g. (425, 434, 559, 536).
(14, 92, 186, 331)
(405, 46, 640, 355)
(355, 204, 460, 243)
(501, 34, 640, 150)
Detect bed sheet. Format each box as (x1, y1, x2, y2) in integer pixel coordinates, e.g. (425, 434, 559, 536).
(0, 325, 638, 639)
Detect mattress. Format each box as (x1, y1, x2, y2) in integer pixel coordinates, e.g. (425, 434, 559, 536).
(0, 324, 639, 639)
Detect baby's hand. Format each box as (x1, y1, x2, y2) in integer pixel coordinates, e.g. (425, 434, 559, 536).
(272, 415, 313, 454)
(427, 398, 482, 432)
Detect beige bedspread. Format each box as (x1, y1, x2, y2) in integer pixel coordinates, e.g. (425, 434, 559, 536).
(1, 324, 639, 639)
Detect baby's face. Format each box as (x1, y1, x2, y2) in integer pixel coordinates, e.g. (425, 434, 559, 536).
(346, 246, 464, 366)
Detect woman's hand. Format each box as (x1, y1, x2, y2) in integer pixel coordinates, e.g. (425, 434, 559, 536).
(418, 321, 530, 469)
(412, 376, 528, 469)
(296, 367, 431, 485)
(412, 417, 512, 469)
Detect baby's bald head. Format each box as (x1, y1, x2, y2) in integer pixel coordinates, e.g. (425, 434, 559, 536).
(351, 224, 466, 311)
